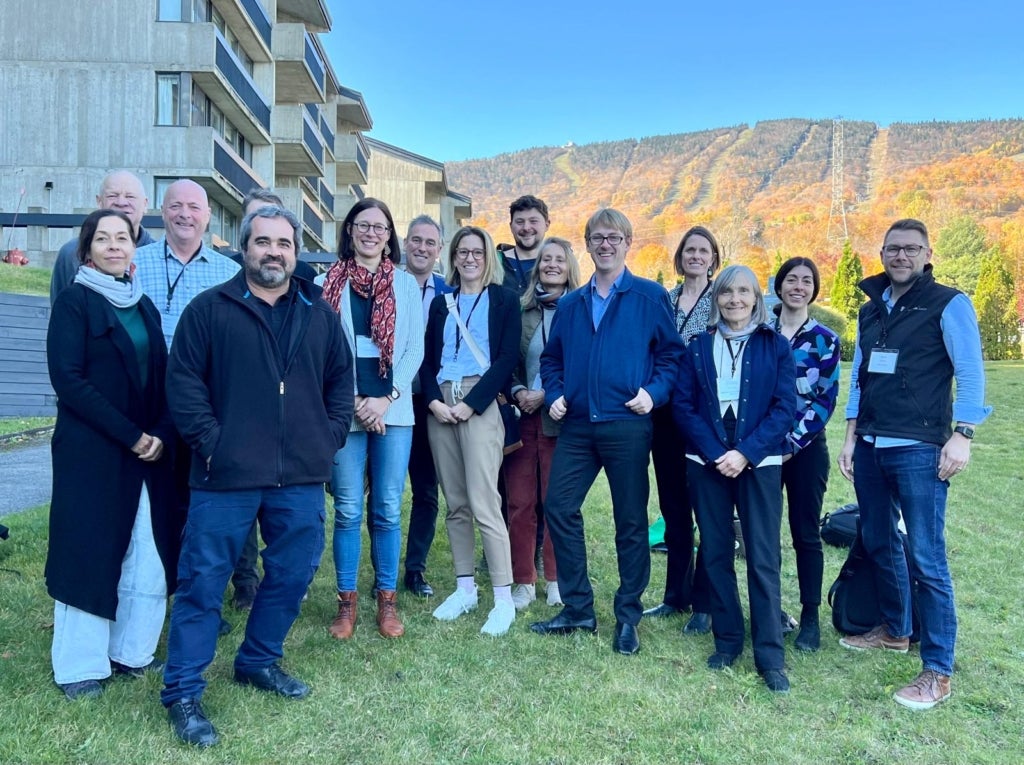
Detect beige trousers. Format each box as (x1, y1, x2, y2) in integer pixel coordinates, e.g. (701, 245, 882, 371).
(427, 377, 513, 586)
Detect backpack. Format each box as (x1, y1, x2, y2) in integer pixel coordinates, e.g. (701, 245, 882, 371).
(820, 503, 859, 547)
(828, 522, 920, 642)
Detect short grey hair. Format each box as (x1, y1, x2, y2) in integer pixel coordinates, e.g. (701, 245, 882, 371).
(242, 187, 284, 212)
(406, 214, 443, 242)
(240, 206, 301, 252)
(708, 264, 769, 327)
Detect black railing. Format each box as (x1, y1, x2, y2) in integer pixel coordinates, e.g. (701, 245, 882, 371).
(215, 34, 270, 131)
(320, 183, 335, 213)
(239, 0, 272, 48)
(355, 139, 368, 177)
(320, 115, 335, 154)
(214, 141, 261, 196)
(304, 34, 325, 94)
(303, 118, 324, 168)
(302, 200, 323, 239)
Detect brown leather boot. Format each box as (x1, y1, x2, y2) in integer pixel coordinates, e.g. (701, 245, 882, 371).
(376, 590, 404, 638)
(329, 591, 357, 639)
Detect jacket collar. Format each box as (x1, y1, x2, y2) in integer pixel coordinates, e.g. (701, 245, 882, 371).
(859, 264, 936, 305)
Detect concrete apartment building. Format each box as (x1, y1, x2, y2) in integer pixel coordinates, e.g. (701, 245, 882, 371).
(0, 0, 470, 264)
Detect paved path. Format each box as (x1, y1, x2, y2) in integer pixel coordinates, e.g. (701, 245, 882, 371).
(0, 436, 52, 518)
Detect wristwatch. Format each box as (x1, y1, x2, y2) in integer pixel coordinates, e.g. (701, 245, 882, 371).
(386, 387, 401, 403)
(953, 424, 975, 439)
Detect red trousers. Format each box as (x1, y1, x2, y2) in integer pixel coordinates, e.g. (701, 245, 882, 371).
(502, 413, 558, 584)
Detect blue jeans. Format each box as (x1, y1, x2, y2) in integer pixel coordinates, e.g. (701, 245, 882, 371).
(161, 484, 325, 706)
(854, 439, 957, 676)
(331, 427, 413, 592)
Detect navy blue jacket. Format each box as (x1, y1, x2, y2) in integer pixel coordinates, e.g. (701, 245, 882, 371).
(167, 272, 353, 490)
(540, 269, 682, 423)
(672, 325, 797, 466)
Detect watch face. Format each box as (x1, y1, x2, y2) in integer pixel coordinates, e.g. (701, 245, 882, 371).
(956, 425, 975, 438)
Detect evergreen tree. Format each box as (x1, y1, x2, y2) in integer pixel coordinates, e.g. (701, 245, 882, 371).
(933, 216, 987, 295)
(973, 249, 1022, 360)
(829, 240, 863, 361)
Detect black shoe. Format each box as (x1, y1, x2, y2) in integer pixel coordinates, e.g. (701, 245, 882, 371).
(642, 602, 683, 618)
(794, 621, 820, 652)
(111, 658, 165, 678)
(612, 622, 640, 655)
(404, 571, 434, 598)
(650, 541, 669, 554)
(231, 583, 258, 611)
(707, 651, 740, 670)
(781, 610, 798, 634)
(218, 617, 233, 637)
(59, 679, 103, 700)
(530, 609, 597, 635)
(234, 664, 310, 698)
(684, 611, 712, 634)
(168, 698, 219, 748)
(762, 669, 790, 693)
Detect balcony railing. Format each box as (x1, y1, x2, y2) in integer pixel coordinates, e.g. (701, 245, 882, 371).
(302, 199, 323, 240)
(355, 133, 369, 178)
(239, 0, 272, 48)
(214, 138, 262, 196)
(215, 32, 270, 131)
(320, 115, 334, 155)
(302, 115, 324, 169)
(304, 34, 325, 92)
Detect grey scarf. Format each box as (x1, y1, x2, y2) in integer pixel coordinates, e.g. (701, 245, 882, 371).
(73, 265, 144, 308)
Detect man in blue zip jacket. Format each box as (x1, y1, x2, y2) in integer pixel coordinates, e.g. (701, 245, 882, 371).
(530, 208, 683, 655)
(161, 206, 353, 747)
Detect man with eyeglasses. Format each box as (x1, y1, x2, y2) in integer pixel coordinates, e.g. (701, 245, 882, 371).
(49, 170, 155, 305)
(498, 195, 550, 296)
(837, 218, 990, 710)
(400, 215, 452, 597)
(530, 208, 682, 655)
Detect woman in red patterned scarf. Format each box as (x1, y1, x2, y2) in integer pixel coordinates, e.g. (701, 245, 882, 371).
(321, 199, 424, 641)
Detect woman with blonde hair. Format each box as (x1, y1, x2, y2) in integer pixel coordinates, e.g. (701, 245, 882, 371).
(421, 226, 521, 635)
(505, 237, 580, 610)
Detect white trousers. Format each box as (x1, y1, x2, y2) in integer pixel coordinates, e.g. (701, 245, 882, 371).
(51, 485, 168, 684)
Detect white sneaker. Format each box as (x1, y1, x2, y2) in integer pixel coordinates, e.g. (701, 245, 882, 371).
(432, 587, 478, 621)
(511, 583, 536, 611)
(546, 581, 563, 606)
(480, 600, 516, 636)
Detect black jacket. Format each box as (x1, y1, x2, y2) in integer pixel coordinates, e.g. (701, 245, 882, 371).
(46, 285, 182, 619)
(167, 272, 353, 490)
(421, 283, 521, 414)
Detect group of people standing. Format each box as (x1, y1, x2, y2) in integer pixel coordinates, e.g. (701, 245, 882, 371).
(43, 172, 988, 748)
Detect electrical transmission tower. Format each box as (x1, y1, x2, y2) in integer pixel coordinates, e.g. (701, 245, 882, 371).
(826, 117, 848, 245)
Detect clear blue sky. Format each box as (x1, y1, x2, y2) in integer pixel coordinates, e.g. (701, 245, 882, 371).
(321, 0, 1024, 163)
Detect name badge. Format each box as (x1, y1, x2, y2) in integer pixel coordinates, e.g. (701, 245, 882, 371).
(356, 335, 381, 358)
(717, 376, 741, 401)
(868, 348, 898, 374)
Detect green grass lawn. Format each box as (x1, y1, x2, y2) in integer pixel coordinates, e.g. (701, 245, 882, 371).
(0, 262, 51, 296)
(0, 417, 54, 439)
(0, 363, 1021, 764)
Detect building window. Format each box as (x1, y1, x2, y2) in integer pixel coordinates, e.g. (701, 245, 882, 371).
(156, 74, 182, 126)
(153, 177, 181, 208)
(212, 7, 254, 76)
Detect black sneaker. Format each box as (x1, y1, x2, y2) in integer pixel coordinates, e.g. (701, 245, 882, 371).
(707, 652, 740, 670)
(59, 679, 103, 700)
(794, 621, 820, 652)
(231, 583, 258, 611)
(762, 669, 790, 693)
(404, 571, 434, 598)
(111, 658, 165, 678)
(684, 611, 712, 634)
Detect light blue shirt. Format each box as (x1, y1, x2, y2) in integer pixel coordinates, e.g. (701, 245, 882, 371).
(846, 288, 992, 446)
(438, 290, 491, 383)
(590, 270, 625, 329)
(134, 238, 240, 349)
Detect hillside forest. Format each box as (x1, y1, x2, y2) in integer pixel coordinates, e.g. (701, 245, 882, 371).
(447, 119, 1024, 345)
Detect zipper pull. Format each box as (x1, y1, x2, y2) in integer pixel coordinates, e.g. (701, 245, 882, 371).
(280, 381, 285, 395)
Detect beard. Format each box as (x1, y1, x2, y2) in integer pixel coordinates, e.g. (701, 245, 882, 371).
(245, 257, 292, 288)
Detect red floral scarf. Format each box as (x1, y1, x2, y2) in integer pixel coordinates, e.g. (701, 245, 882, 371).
(322, 258, 397, 377)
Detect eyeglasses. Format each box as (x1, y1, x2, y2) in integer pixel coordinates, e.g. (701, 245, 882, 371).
(882, 244, 926, 258)
(588, 234, 625, 247)
(455, 248, 485, 261)
(351, 221, 390, 235)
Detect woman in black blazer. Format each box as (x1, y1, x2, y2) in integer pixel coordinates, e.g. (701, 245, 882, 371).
(46, 210, 182, 700)
(421, 226, 521, 636)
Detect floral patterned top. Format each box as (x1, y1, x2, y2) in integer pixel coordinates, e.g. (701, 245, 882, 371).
(668, 281, 714, 346)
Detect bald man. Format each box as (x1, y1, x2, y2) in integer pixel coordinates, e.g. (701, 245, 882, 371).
(49, 171, 154, 305)
(134, 179, 240, 348)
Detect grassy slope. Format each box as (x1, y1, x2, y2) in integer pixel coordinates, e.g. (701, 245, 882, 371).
(0, 263, 51, 297)
(0, 364, 1020, 764)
